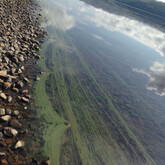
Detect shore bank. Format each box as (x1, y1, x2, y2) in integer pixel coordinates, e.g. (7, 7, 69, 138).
(0, 0, 45, 164)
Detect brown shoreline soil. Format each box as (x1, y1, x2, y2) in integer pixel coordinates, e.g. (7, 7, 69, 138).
(0, 0, 46, 164)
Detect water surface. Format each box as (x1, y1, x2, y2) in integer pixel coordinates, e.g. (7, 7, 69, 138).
(37, 0, 165, 164)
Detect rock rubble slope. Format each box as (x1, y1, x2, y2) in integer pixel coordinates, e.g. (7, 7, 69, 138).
(0, 0, 45, 164)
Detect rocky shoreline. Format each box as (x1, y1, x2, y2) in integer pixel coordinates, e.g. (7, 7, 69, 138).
(0, 0, 46, 164)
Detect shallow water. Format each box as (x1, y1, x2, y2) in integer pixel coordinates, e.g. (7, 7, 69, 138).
(37, 0, 165, 164)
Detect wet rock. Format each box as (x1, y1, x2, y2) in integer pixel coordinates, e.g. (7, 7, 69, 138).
(0, 108, 5, 116)
(0, 115, 11, 122)
(3, 127, 18, 137)
(14, 140, 25, 149)
(10, 119, 22, 129)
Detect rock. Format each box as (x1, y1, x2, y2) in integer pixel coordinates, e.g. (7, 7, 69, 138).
(3, 127, 18, 137)
(12, 88, 19, 93)
(17, 81, 24, 88)
(22, 97, 29, 103)
(0, 92, 7, 100)
(0, 108, 5, 116)
(41, 159, 50, 165)
(0, 115, 11, 122)
(6, 109, 11, 115)
(21, 90, 28, 94)
(3, 82, 11, 89)
(0, 159, 8, 165)
(7, 96, 12, 103)
(14, 140, 25, 149)
(24, 77, 30, 83)
(12, 111, 19, 116)
(0, 132, 4, 140)
(0, 70, 7, 77)
(0, 152, 6, 157)
(35, 76, 40, 81)
(10, 119, 22, 129)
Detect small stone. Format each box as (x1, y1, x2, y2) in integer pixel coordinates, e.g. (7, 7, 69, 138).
(12, 88, 19, 93)
(35, 76, 40, 81)
(10, 119, 22, 129)
(24, 77, 30, 83)
(17, 81, 24, 88)
(12, 111, 19, 116)
(0, 93, 7, 100)
(22, 97, 29, 103)
(7, 96, 12, 103)
(6, 109, 11, 115)
(0, 70, 7, 77)
(15, 140, 25, 149)
(0, 152, 6, 157)
(0, 159, 8, 165)
(0, 132, 4, 140)
(0, 115, 11, 122)
(0, 108, 5, 116)
(3, 82, 11, 89)
(3, 127, 18, 137)
(21, 90, 28, 94)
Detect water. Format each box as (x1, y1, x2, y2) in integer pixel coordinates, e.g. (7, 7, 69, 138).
(37, 0, 165, 164)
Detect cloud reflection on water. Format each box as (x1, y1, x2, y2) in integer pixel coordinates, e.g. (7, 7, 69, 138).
(42, 3, 75, 31)
(87, 8, 165, 57)
(134, 62, 165, 96)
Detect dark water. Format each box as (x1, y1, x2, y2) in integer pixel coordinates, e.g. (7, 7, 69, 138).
(39, 0, 165, 164)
